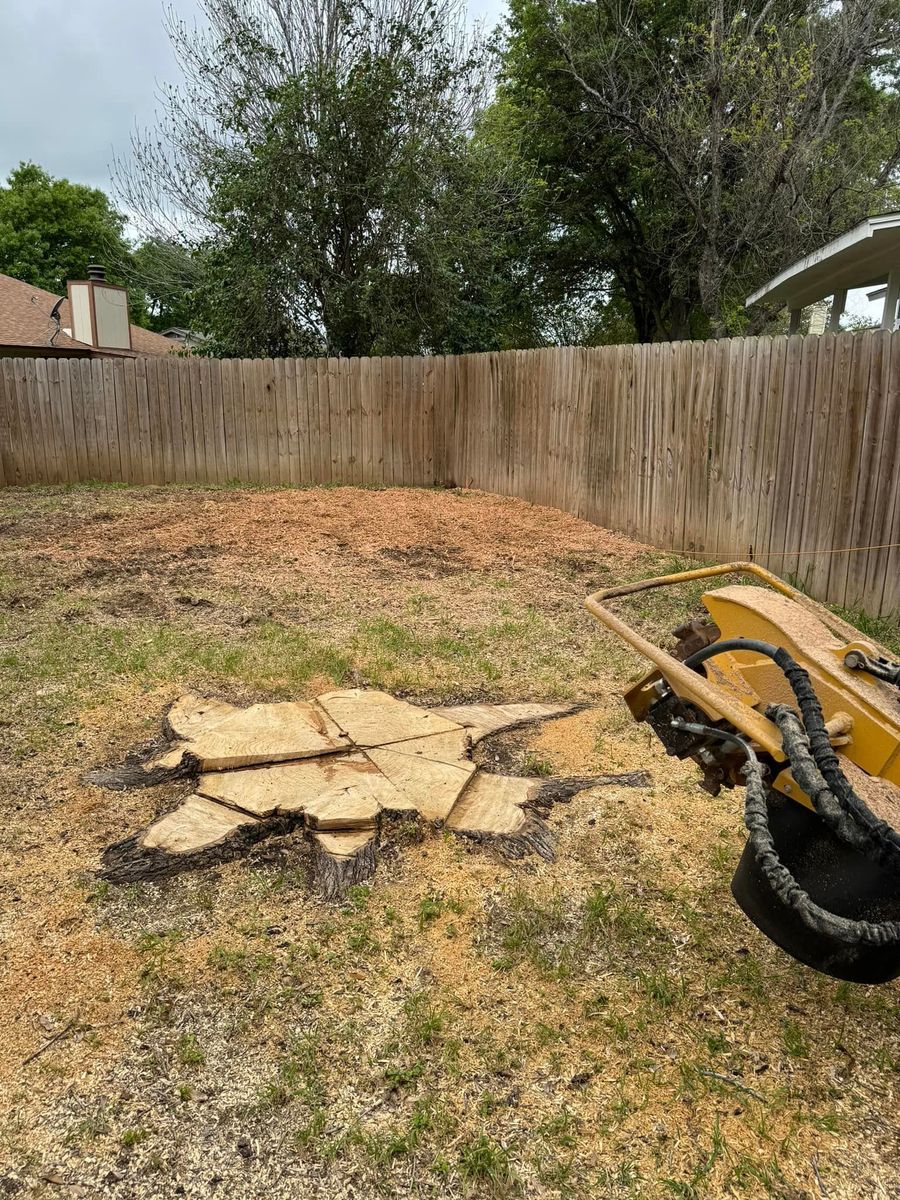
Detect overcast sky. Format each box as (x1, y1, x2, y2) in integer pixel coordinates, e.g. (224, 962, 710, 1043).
(0, 0, 508, 191)
(0, 0, 880, 323)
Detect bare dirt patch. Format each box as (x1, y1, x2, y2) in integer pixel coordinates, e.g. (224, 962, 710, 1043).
(23, 486, 644, 573)
(377, 544, 467, 577)
(0, 484, 898, 1200)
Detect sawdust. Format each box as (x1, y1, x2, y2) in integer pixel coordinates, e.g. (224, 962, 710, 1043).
(530, 704, 655, 775)
(21, 486, 647, 580)
(0, 485, 898, 1199)
(2, 892, 140, 1075)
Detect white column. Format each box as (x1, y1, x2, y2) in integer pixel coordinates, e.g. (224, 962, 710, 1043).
(828, 289, 846, 334)
(882, 271, 900, 331)
(808, 301, 827, 336)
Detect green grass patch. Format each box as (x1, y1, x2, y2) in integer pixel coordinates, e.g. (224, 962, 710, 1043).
(488, 883, 664, 978)
(456, 1134, 521, 1196)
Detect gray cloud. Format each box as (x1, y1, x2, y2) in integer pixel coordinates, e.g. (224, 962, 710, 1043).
(0, 0, 198, 191)
(0, 0, 506, 197)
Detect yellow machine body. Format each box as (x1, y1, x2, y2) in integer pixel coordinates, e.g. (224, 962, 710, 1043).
(585, 563, 900, 825)
(584, 563, 900, 982)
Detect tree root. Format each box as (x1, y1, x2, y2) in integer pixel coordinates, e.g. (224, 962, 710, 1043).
(85, 748, 201, 792)
(99, 814, 296, 884)
(529, 770, 651, 807)
(452, 814, 555, 861)
(311, 835, 378, 901)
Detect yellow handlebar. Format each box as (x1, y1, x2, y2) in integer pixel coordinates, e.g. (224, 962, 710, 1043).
(583, 560, 864, 760)
(585, 560, 800, 605)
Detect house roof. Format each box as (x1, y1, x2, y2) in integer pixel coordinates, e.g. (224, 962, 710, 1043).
(746, 212, 900, 310)
(0, 272, 178, 357)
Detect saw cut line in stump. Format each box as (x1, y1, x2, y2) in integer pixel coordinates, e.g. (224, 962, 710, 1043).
(94, 689, 651, 897)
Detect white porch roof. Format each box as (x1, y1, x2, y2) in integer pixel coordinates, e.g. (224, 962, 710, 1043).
(746, 211, 900, 310)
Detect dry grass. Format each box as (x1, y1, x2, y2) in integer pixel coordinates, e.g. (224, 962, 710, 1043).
(1, 484, 899, 1200)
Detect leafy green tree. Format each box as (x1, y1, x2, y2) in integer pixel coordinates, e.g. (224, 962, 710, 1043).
(496, 0, 900, 340)
(118, 0, 537, 357)
(0, 162, 138, 299)
(491, 0, 696, 343)
(129, 238, 199, 333)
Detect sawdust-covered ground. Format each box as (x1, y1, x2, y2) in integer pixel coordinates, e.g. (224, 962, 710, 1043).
(1, 484, 899, 1200)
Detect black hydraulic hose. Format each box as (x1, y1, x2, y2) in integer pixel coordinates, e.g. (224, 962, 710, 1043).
(683, 638, 900, 875)
(740, 744, 900, 947)
(766, 703, 886, 863)
(775, 650, 900, 872)
(682, 637, 782, 670)
(672, 718, 900, 946)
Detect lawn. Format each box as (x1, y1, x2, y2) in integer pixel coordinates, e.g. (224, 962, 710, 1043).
(1, 484, 899, 1200)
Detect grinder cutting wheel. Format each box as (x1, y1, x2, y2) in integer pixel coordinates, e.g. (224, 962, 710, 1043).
(586, 563, 900, 984)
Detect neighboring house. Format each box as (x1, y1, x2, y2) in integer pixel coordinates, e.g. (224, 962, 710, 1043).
(160, 326, 203, 346)
(746, 210, 900, 333)
(0, 270, 179, 358)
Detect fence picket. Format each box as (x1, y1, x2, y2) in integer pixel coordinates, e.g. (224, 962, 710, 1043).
(3, 340, 899, 614)
(23, 360, 50, 482)
(0, 363, 20, 484)
(876, 334, 900, 615)
(814, 333, 869, 606)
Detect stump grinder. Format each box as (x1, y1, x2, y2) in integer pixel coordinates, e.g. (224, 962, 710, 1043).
(586, 563, 900, 984)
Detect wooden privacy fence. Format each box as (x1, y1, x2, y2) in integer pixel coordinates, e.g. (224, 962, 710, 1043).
(1, 332, 899, 615)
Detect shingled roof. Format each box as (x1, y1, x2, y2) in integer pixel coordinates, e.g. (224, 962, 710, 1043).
(0, 272, 178, 357)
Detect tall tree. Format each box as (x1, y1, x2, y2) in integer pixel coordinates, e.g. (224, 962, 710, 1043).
(497, 0, 900, 340)
(129, 238, 199, 333)
(0, 163, 135, 295)
(492, 0, 706, 343)
(118, 0, 533, 356)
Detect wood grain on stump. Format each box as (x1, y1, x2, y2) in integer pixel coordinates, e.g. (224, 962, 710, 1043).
(95, 689, 649, 896)
(143, 793, 259, 852)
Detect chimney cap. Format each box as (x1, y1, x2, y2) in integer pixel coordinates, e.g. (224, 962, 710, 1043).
(87, 263, 106, 281)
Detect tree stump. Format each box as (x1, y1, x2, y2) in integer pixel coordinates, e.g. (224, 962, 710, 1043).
(94, 689, 650, 896)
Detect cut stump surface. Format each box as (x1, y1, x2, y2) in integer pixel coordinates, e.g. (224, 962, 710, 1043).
(96, 690, 648, 895)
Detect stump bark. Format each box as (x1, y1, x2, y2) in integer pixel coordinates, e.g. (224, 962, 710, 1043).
(93, 690, 645, 895)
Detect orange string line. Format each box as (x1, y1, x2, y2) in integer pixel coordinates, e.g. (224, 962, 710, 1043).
(674, 541, 900, 561)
